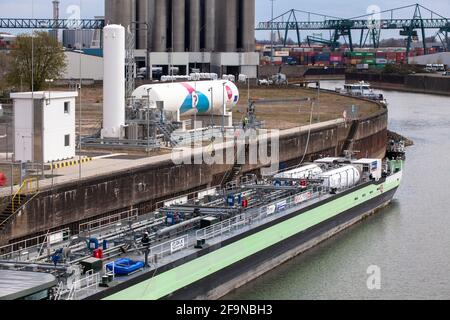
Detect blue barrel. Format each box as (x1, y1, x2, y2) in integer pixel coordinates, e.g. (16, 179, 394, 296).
(102, 240, 108, 250)
(88, 238, 99, 250)
(166, 212, 174, 225)
(227, 195, 235, 206)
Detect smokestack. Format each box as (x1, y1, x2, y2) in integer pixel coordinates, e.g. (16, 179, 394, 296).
(52, 0, 60, 20)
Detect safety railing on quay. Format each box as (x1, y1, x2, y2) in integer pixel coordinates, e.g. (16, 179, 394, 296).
(12, 177, 39, 212)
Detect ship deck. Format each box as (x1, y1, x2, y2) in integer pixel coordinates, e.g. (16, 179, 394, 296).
(65, 186, 337, 300)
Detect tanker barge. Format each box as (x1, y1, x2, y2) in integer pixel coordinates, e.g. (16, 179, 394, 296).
(0, 151, 404, 300)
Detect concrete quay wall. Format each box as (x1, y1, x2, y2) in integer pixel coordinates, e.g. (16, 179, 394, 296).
(0, 108, 388, 245)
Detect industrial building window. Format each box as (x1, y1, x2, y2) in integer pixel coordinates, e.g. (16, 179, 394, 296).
(64, 134, 70, 147)
(64, 102, 70, 114)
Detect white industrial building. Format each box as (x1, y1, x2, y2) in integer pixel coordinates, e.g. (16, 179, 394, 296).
(62, 51, 104, 81)
(11, 91, 78, 163)
(134, 51, 259, 79)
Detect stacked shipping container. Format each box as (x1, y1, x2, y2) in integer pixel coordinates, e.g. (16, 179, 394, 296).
(258, 45, 442, 68)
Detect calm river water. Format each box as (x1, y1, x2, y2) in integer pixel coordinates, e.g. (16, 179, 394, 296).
(224, 81, 450, 300)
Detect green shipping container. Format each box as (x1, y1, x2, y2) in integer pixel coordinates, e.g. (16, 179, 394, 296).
(347, 52, 375, 58)
(363, 59, 376, 64)
(374, 64, 385, 69)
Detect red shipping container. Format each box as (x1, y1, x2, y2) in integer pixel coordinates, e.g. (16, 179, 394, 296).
(386, 52, 397, 60)
(376, 52, 386, 59)
(396, 52, 405, 61)
(330, 56, 342, 62)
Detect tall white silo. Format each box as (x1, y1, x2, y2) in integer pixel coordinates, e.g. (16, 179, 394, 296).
(102, 24, 125, 139)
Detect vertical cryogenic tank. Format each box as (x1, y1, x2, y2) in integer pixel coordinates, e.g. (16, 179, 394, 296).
(102, 24, 126, 139)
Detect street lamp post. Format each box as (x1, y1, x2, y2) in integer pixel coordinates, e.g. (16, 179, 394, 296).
(270, 0, 275, 64)
(222, 82, 226, 133)
(131, 21, 151, 80)
(208, 87, 214, 127)
(146, 88, 152, 151)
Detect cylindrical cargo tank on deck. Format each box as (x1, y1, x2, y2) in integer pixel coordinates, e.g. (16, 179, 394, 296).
(274, 164, 323, 180)
(132, 80, 239, 115)
(102, 25, 126, 139)
(319, 165, 361, 190)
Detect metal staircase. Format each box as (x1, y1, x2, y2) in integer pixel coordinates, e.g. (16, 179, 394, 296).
(155, 121, 179, 147)
(0, 178, 39, 232)
(221, 143, 249, 187)
(341, 120, 360, 155)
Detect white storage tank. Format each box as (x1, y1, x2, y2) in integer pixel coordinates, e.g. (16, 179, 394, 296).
(274, 164, 323, 180)
(320, 165, 361, 190)
(102, 24, 125, 139)
(132, 80, 239, 116)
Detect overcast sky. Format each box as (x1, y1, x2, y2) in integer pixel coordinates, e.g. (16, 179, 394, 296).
(1, 0, 449, 40)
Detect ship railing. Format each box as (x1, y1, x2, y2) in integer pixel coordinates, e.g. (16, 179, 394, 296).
(264, 187, 329, 216)
(258, 189, 321, 218)
(78, 208, 139, 234)
(196, 213, 249, 241)
(154, 186, 221, 211)
(149, 234, 189, 261)
(196, 188, 328, 242)
(66, 269, 100, 300)
(0, 228, 71, 262)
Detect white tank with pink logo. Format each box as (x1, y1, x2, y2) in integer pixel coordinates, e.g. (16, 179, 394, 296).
(132, 80, 240, 115)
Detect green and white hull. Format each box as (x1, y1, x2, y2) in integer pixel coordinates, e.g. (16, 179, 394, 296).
(93, 164, 403, 300)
